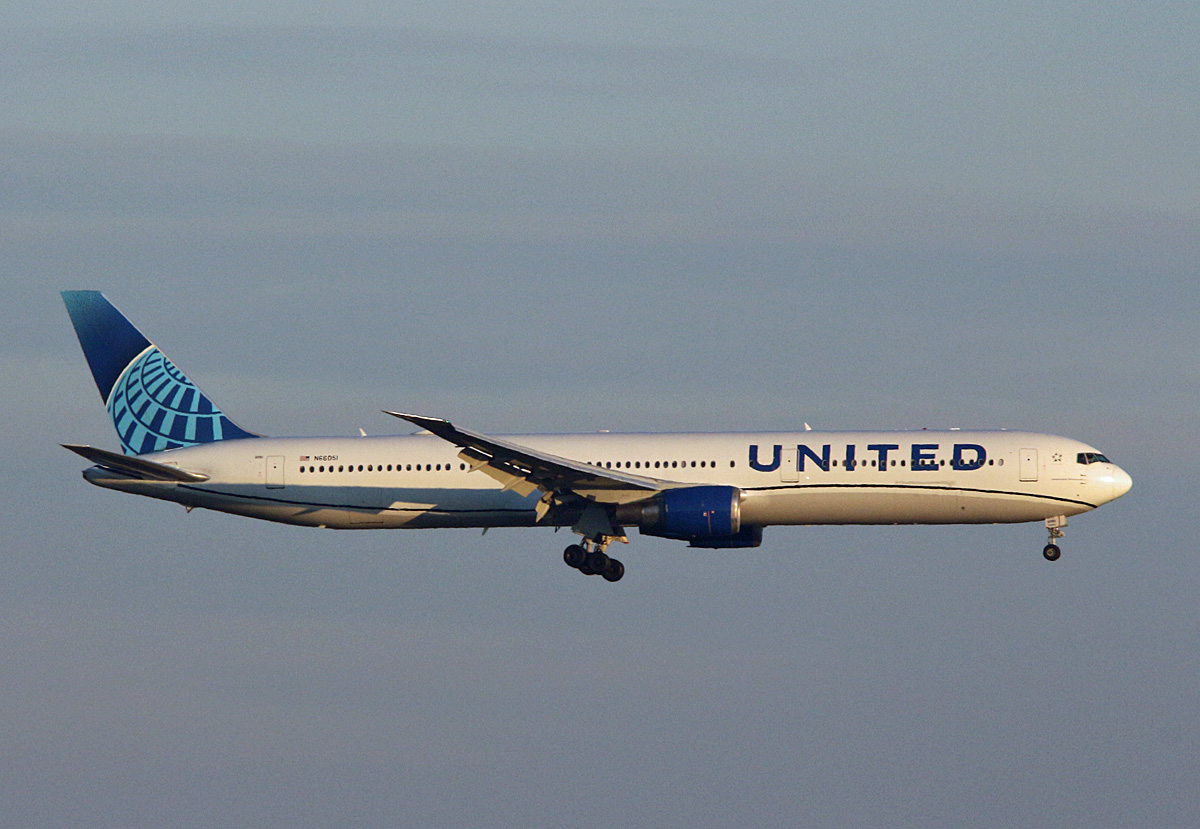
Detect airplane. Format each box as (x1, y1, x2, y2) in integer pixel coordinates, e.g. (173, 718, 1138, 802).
(61, 290, 1132, 582)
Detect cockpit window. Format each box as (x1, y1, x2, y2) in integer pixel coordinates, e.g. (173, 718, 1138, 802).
(1077, 452, 1111, 465)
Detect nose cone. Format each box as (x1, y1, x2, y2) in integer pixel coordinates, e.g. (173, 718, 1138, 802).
(1094, 464, 1133, 502)
(1110, 466, 1133, 500)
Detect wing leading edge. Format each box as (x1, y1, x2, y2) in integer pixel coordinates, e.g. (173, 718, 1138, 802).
(383, 412, 676, 511)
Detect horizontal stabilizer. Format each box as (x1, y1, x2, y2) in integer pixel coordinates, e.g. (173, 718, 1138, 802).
(62, 444, 209, 482)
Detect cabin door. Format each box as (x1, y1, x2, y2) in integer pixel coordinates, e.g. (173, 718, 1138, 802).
(1019, 449, 1038, 482)
(780, 447, 799, 482)
(265, 455, 285, 488)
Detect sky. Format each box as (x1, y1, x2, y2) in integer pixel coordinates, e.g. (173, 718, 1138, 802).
(3, 3, 1198, 826)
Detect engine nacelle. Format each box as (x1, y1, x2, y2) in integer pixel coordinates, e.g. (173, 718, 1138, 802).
(619, 485, 755, 545)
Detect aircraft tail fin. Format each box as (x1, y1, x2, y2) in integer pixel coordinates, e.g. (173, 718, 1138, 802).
(61, 291, 258, 455)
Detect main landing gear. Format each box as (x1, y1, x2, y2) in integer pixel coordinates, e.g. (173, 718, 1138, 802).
(1042, 516, 1066, 561)
(563, 540, 624, 582)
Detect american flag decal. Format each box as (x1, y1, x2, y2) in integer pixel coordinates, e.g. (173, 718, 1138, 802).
(300, 455, 310, 461)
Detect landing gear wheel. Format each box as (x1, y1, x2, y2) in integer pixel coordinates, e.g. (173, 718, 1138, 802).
(601, 557, 625, 582)
(581, 550, 608, 576)
(563, 544, 586, 569)
(563, 537, 625, 581)
(1043, 519, 1066, 562)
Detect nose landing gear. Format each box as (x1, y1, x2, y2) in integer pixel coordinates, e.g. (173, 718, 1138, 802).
(563, 539, 624, 582)
(1043, 516, 1066, 561)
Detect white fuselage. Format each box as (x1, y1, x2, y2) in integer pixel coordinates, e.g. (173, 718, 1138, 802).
(84, 429, 1132, 533)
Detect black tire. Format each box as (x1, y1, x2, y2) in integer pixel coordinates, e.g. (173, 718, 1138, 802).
(1042, 543, 1061, 562)
(582, 550, 608, 576)
(563, 544, 586, 569)
(602, 558, 625, 582)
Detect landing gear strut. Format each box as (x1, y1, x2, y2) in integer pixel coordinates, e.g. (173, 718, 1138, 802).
(563, 539, 624, 582)
(1043, 516, 1066, 561)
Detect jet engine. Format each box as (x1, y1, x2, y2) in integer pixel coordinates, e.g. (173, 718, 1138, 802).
(617, 485, 763, 548)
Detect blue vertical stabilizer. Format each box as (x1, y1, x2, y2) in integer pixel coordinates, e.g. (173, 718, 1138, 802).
(62, 291, 258, 454)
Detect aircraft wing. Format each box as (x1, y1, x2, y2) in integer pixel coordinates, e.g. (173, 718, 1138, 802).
(62, 444, 210, 482)
(383, 411, 671, 505)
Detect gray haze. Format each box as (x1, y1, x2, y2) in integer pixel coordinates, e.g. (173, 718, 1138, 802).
(3, 5, 1198, 827)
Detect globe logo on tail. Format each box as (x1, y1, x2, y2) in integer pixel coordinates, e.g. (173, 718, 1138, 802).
(108, 346, 247, 455)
